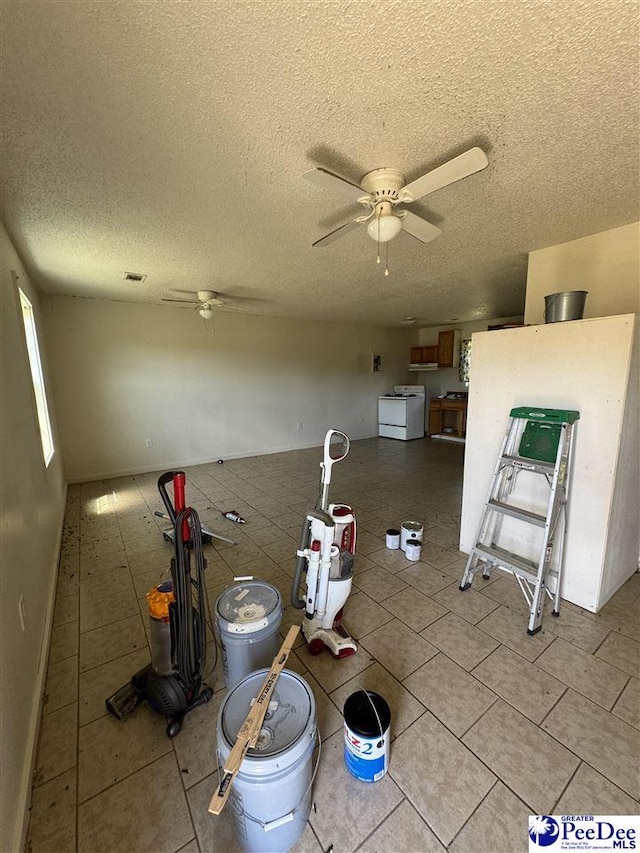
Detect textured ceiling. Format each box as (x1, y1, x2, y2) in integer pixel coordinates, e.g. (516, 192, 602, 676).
(1, 0, 638, 327)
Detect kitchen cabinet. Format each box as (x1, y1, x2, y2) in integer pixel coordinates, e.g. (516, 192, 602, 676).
(410, 345, 438, 365)
(429, 396, 468, 439)
(437, 330, 462, 368)
(409, 332, 461, 369)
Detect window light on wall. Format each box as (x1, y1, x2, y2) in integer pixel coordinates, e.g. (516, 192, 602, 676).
(18, 283, 55, 466)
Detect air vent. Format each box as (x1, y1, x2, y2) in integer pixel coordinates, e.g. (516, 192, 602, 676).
(123, 272, 147, 282)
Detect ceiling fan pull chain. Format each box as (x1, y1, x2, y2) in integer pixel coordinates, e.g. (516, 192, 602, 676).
(384, 242, 390, 276)
(376, 210, 382, 264)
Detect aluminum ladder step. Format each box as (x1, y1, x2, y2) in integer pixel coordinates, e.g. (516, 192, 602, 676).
(473, 543, 540, 582)
(501, 454, 555, 474)
(487, 499, 547, 527)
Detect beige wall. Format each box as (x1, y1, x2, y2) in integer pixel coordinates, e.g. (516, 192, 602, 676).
(525, 222, 640, 324)
(0, 224, 67, 852)
(42, 295, 413, 482)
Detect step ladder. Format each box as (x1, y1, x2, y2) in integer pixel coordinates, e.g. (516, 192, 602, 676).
(460, 406, 579, 634)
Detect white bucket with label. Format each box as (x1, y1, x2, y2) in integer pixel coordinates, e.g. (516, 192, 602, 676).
(215, 581, 283, 689)
(400, 521, 423, 552)
(216, 669, 317, 853)
(343, 690, 391, 783)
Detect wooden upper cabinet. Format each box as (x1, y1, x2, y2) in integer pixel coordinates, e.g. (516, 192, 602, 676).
(410, 345, 438, 364)
(437, 330, 461, 368)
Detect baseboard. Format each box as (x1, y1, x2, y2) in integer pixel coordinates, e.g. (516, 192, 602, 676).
(65, 436, 376, 484)
(16, 482, 68, 853)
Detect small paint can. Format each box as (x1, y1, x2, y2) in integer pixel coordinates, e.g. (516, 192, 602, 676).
(405, 538, 422, 561)
(400, 521, 423, 552)
(385, 528, 400, 549)
(343, 690, 391, 782)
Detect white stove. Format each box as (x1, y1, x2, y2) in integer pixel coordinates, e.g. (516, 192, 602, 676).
(378, 385, 425, 440)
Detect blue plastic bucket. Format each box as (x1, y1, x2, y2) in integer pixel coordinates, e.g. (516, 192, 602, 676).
(343, 690, 391, 782)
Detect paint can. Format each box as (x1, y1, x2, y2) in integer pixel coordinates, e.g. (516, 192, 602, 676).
(385, 528, 400, 549)
(343, 690, 391, 783)
(400, 520, 423, 552)
(405, 538, 422, 561)
(216, 669, 317, 853)
(215, 581, 283, 689)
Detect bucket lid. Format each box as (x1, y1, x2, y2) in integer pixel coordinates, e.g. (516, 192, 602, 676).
(216, 581, 280, 626)
(344, 690, 391, 737)
(221, 670, 313, 757)
(401, 520, 422, 532)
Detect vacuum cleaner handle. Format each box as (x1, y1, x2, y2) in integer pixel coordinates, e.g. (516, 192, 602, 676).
(157, 471, 185, 525)
(318, 430, 350, 511)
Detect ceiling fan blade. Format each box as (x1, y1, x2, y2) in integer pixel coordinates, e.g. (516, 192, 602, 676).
(162, 298, 199, 304)
(400, 147, 489, 203)
(303, 168, 367, 202)
(311, 220, 361, 247)
(399, 211, 442, 244)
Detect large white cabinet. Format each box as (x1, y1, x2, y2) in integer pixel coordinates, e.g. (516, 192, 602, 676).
(460, 314, 639, 612)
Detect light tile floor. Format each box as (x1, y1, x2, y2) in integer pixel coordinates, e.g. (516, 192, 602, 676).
(27, 438, 640, 852)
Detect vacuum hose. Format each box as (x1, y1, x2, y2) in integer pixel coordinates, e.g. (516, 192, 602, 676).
(171, 507, 207, 690)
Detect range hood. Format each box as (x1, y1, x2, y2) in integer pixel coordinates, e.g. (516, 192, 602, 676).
(408, 362, 438, 371)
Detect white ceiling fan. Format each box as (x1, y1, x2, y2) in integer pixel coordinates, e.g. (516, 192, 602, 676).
(162, 289, 229, 319)
(304, 147, 489, 248)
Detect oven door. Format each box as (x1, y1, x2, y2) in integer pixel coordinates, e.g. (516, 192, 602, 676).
(378, 397, 407, 427)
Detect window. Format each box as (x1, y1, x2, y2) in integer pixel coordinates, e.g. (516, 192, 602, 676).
(18, 285, 54, 466)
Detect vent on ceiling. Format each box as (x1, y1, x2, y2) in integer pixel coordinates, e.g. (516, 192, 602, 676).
(123, 272, 147, 282)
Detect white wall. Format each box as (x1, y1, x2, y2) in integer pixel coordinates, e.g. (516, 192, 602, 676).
(460, 315, 638, 612)
(0, 224, 67, 852)
(525, 222, 640, 325)
(42, 295, 413, 482)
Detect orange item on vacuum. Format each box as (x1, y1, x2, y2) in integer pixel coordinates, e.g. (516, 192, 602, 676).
(146, 583, 175, 622)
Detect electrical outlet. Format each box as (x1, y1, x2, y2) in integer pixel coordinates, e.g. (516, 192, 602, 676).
(145, 438, 153, 448)
(295, 422, 303, 432)
(18, 594, 26, 631)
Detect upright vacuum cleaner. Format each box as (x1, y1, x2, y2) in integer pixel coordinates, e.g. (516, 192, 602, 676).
(106, 471, 213, 737)
(291, 429, 357, 657)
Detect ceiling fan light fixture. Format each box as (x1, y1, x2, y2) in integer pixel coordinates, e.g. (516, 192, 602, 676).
(366, 203, 402, 243)
(199, 306, 214, 319)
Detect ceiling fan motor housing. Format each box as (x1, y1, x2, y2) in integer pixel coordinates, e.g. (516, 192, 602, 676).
(360, 168, 406, 204)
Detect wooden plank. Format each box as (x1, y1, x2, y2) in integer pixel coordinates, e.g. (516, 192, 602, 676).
(208, 625, 300, 815)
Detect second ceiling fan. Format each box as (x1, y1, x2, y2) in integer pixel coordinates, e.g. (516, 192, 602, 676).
(162, 290, 229, 319)
(304, 146, 489, 248)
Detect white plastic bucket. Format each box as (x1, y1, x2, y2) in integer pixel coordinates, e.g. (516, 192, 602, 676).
(343, 690, 391, 783)
(544, 290, 588, 323)
(217, 669, 317, 853)
(215, 581, 283, 689)
(400, 521, 423, 552)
